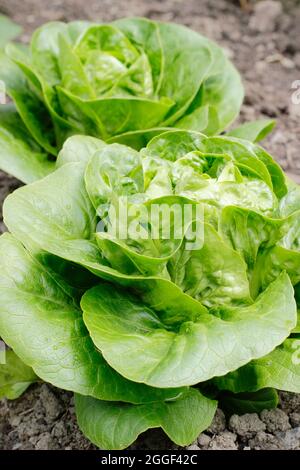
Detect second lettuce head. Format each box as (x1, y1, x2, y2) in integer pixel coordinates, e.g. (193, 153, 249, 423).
(0, 17, 244, 183)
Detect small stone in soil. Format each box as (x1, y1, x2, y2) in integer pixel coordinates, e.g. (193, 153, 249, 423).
(249, 1, 283, 33)
(209, 431, 238, 450)
(260, 409, 291, 433)
(229, 413, 266, 439)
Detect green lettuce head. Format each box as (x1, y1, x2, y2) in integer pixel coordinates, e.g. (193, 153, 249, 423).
(1, 130, 299, 449)
(0, 17, 243, 183)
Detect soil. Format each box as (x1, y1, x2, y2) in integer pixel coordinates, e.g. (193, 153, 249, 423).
(0, 0, 300, 451)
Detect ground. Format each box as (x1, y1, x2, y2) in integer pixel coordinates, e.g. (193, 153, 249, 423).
(0, 0, 300, 450)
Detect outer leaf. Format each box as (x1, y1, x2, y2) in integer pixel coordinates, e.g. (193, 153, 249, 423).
(4, 162, 99, 258)
(0, 233, 184, 403)
(5, 42, 79, 149)
(251, 245, 300, 296)
(219, 388, 278, 415)
(180, 48, 243, 135)
(75, 388, 217, 450)
(227, 119, 276, 143)
(0, 51, 56, 154)
(81, 272, 296, 388)
(252, 145, 287, 199)
(153, 22, 213, 126)
(5, 43, 44, 98)
(0, 349, 38, 400)
(30, 21, 89, 86)
(0, 104, 55, 183)
(215, 337, 300, 394)
(0, 15, 22, 48)
(58, 34, 94, 100)
(175, 105, 220, 136)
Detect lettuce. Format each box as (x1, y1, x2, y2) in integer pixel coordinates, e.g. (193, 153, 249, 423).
(0, 18, 244, 183)
(0, 130, 299, 449)
(0, 14, 22, 49)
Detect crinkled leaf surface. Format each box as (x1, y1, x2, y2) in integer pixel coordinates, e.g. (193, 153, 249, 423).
(85, 143, 144, 215)
(227, 119, 275, 143)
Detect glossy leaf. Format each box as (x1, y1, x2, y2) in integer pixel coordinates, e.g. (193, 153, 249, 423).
(227, 119, 276, 143)
(0, 233, 185, 403)
(81, 272, 295, 388)
(0, 51, 57, 154)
